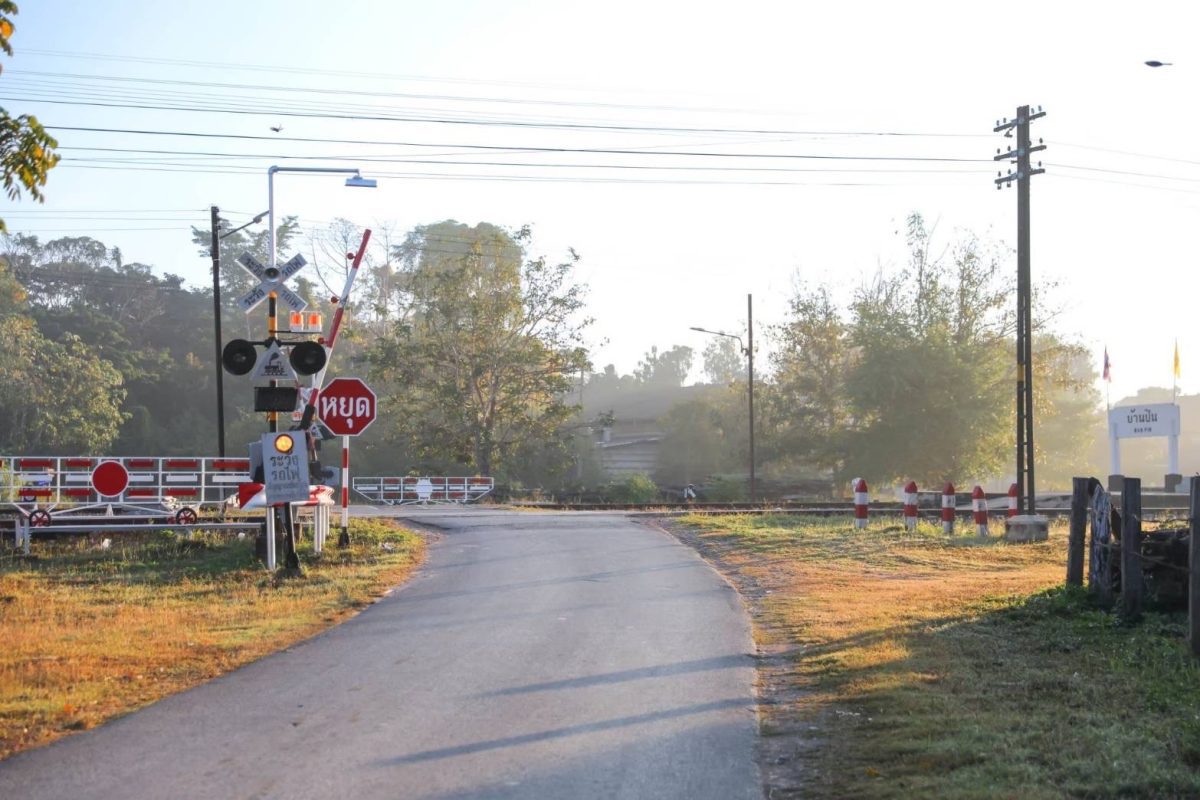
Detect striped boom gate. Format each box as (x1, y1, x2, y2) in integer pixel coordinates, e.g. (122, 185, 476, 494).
(0, 455, 253, 521)
(352, 476, 494, 505)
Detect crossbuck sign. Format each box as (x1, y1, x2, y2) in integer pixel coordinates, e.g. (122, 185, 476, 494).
(236, 252, 309, 314)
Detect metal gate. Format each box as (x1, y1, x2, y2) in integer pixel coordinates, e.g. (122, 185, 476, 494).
(351, 476, 494, 505)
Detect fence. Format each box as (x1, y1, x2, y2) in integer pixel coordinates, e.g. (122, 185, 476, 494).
(0, 455, 251, 509)
(352, 476, 494, 505)
(1068, 475, 1200, 658)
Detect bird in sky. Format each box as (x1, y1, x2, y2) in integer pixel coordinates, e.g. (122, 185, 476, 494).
(270, 124, 283, 133)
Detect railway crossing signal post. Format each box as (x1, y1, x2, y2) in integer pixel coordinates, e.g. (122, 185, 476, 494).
(994, 105, 1046, 515)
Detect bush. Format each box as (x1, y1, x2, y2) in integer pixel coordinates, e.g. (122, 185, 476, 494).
(705, 475, 746, 502)
(604, 473, 661, 504)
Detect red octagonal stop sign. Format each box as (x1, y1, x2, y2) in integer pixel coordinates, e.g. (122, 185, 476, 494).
(318, 377, 377, 436)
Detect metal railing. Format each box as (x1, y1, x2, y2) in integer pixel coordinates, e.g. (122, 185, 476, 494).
(0, 455, 251, 509)
(352, 476, 494, 505)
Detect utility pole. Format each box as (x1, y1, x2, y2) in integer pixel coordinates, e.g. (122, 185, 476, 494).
(747, 293, 756, 504)
(210, 206, 226, 458)
(994, 105, 1046, 514)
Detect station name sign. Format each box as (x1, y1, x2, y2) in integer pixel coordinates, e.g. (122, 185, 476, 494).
(1108, 403, 1180, 439)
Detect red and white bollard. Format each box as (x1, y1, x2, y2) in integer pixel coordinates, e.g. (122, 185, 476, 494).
(941, 482, 956, 534)
(972, 485, 988, 536)
(1007, 483, 1018, 518)
(903, 480, 918, 530)
(854, 478, 869, 529)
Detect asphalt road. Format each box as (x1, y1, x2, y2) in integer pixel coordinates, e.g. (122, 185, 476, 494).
(0, 509, 760, 799)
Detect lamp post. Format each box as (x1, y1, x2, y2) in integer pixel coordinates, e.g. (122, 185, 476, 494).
(265, 166, 376, 433)
(691, 293, 756, 503)
(210, 206, 268, 457)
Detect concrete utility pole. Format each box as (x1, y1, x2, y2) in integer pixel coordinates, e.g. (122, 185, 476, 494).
(994, 105, 1046, 515)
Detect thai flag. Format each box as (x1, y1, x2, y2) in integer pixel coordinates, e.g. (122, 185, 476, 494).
(1103, 348, 1111, 382)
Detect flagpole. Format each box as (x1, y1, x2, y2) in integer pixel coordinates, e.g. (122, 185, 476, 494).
(1174, 338, 1179, 405)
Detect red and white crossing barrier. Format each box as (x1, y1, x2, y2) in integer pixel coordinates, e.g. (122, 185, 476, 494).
(853, 478, 869, 529)
(972, 485, 988, 536)
(941, 482, 956, 534)
(1007, 483, 1019, 518)
(903, 480, 918, 530)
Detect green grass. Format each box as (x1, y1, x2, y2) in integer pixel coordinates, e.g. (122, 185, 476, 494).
(0, 518, 425, 759)
(676, 514, 1200, 799)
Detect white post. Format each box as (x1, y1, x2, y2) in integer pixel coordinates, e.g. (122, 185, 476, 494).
(1109, 424, 1121, 476)
(1169, 433, 1180, 476)
(313, 504, 323, 554)
(266, 507, 277, 570)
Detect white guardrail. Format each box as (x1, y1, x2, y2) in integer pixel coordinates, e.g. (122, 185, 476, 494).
(352, 476, 494, 505)
(0, 455, 251, 509)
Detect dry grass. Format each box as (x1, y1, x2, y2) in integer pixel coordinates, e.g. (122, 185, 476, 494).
(0, 518, 424, 759)
(674, 514, 1200, 799)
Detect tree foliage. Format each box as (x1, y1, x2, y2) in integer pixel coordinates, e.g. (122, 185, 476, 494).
(634, 344, 693, 386)
(702, 336, 745, 384)
(766, 214, 1097, 489)
(0, 2, 59, 233)
(0, 257, 124, 453)
(366, 221, 591, 482)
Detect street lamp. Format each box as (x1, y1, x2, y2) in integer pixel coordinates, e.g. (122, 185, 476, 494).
(210, 207, 268, 457)
(268, 166, 376, 271)
(690, 293, 756, 503)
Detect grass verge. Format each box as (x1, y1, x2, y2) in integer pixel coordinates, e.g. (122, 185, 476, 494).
(671, 514, 1200, 799)
(0, 518, 425, 759)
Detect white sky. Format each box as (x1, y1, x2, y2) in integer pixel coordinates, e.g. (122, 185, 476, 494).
(3, 0, 1198, 397)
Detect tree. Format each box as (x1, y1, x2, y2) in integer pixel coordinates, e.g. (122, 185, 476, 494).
(1031, 335, 1104, 487)
(367, 221, 591, 481)
(0, 258, 124, 453)
(634, 344, 694, 386)
(0, 2, 59, 233)
(769, 282, 853, 475)
(840, 216, 1012, 485)
(702, 336, 745, 384)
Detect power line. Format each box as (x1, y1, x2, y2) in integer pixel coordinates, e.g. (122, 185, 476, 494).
(34, 123, 988, 164)
(4, 69, 991, 136)
(56, 144, 990, 175)
(1, 92, 1003, 144)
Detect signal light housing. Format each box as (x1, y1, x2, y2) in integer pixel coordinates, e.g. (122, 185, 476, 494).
(221, 339, 257, 375)
(289, 341, 327, 376)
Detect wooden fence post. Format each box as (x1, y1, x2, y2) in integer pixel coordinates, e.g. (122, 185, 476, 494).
(1121, 476, 1142, 621)
(1067, 477, 1087, 586)
(1189, 477, 1200, 658)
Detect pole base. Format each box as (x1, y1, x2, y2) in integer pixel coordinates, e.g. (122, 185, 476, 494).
(1165, 473, 1183, 493)
(1107, 474, 1124, 492)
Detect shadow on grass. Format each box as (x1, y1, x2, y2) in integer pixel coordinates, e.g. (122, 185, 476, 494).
(803, 586, 1200, 799)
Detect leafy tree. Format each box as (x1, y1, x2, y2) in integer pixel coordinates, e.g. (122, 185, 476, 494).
(634, 344, 694, 386)
(366, 221, 590, 480)
(0, 258, 124, 453)
(0, 2, 59, 233)
(701, 336, 745, 384)
(1031, 335, 1104, 487)
(769, 282, 853, 475)
(840, 216, 1012, 485)
(655, 388, 747, 484)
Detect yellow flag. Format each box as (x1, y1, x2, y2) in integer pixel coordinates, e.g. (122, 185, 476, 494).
(1174, 340, 1181, 379)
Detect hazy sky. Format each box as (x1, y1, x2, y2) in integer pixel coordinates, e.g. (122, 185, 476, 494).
(3, 0, 1198, 397)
